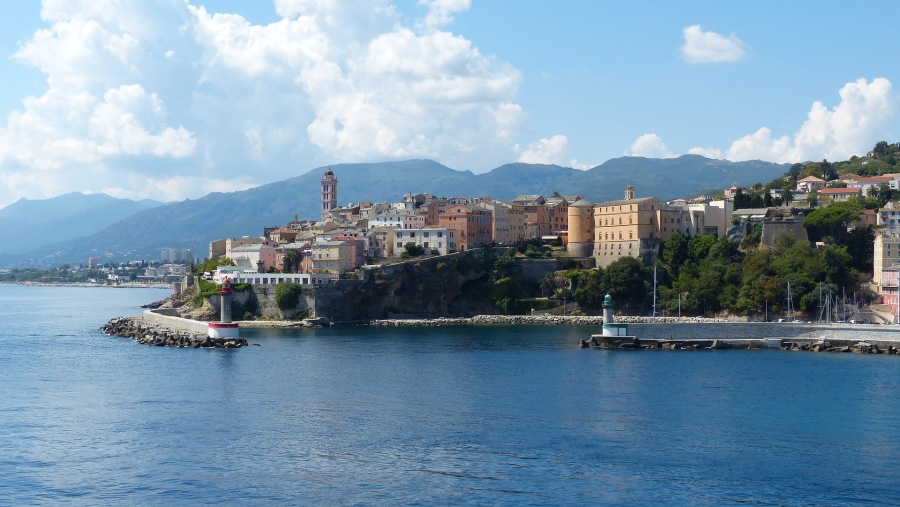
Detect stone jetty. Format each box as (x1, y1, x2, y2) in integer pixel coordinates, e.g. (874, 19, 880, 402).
(583, 334, 900, 355)
(102, 316, 247, 348)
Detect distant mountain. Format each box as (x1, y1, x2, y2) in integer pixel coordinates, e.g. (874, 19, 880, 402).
(0, 192, 162, 256)
(577, 155, 790, 203)
(0, 156, 788, 267)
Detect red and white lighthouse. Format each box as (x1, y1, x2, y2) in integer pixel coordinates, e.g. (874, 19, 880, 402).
(208, 276, 240, 339)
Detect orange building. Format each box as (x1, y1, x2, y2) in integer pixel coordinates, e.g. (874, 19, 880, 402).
(438, 205, 493, 251)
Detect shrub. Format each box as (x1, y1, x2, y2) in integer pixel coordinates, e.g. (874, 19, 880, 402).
(275, 282, 304, 311)
(559, 259, 579, 270)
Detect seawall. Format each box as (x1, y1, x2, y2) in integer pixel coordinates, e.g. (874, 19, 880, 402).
(626, 322, 900, 342)
(585, 322, 900, 354)
(102, 310, 247, 348)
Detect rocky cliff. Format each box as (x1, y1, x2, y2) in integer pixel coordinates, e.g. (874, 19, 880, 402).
(314, 249, 503, 321)
(153, 249, 523, 323)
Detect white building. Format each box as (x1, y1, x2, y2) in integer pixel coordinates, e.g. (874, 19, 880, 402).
(878, 201, 900, 233)
(369, 210, 412, 230)
(214, 266, 337, 286)
(686, 200, 734, 237)
(393, 228, 456, 255)
(848, 175, 897, 196)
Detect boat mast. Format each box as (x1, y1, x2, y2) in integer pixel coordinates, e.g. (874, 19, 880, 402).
(652, 264, 657, 322)
(786, 282, 794, 321)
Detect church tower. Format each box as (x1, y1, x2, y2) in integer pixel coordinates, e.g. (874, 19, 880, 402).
(321, 166, 338, 221)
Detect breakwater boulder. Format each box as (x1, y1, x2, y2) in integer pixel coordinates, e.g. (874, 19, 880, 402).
(101, 317, 247, 348)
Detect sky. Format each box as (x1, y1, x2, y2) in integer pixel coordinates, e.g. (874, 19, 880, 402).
(0, 0, 898, 209)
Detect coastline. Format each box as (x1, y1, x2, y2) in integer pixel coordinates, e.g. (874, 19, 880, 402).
(101, 308, 900, 355)
(3, 281, 171, 289)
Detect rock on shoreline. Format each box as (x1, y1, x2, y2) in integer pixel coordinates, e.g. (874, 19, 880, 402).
(102, 316, 247, 348)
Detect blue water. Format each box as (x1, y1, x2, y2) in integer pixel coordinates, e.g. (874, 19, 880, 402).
(2, 285, 899, 506)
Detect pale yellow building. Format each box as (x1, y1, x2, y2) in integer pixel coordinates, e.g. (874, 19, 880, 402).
(874, 233, 900, 291)
(479, 202, 513, 245)
(592, 186, 709, 267)
(311, 240, 355, 275)
(508, 204, 526, 243)
(566, 199, 594, 257)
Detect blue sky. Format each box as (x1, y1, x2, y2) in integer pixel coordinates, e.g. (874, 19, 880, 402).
(0, 0, 898, 208)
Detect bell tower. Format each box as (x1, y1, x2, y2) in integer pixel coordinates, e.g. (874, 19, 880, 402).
(321, 166, 338, 221)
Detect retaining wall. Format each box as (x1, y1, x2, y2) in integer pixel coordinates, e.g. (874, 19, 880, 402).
(142, 309, 210, 334)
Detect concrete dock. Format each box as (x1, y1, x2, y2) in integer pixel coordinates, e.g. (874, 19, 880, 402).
(583, 322, 900, 353)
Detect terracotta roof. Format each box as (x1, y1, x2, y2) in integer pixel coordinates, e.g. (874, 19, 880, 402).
(856, 176, 893, 183)
(820, 187, 861, 195)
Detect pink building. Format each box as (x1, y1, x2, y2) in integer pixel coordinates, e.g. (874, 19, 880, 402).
(882, 264, 900, 320)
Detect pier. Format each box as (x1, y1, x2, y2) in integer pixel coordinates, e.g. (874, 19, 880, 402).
(582, 322, 900, 354)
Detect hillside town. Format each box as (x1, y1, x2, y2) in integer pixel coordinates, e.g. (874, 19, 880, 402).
(192, 161, 900, 322)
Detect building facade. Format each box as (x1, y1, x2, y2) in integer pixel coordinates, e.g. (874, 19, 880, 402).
(394, 228, 456, 255)
(311, 240, 355, 275)
(874, 234, 900, 291)
(438, 205, 492, 251)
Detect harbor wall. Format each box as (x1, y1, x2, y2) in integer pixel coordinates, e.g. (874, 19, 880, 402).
(627, 322, 900, 342)
(141, 309, 210, 334)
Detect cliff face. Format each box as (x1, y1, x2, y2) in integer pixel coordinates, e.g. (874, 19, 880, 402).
(156, 248, 532, 322)
(314, 249, 503, 321)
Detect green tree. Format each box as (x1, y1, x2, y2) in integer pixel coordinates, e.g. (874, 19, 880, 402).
(687, 234, 717, 261)
(808, 189, 819, 207)
(195, 256, 235, 276)
(402, 242, 425, 258)
(603, 256, 649, 314)
(782, 189, 794, 206)
(802, 201, 862, 242)
(660, 231, 689, 279)
(492, 276, 520, 302)
(820, 159, 837, 180)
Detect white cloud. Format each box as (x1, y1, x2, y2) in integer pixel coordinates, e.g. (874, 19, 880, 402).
(517, 134, 590, 169)
(518, 135, 567, 164)
(688, 146, 723, 159)
(627, 133, 676, 158)
(681, 25, 745, 64)
(0, 0, 525, 208)
(725, 77, 896, 163)
(418, 0, 471, 30)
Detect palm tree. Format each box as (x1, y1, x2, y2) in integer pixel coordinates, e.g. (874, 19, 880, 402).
(282, 249, 300, 273)
(782, 189, 794, 206)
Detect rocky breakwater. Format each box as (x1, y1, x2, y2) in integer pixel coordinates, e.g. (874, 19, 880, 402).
(372, 315, 604, 326)
(783, 339, 900, 355)
(102, 316, 248, 348)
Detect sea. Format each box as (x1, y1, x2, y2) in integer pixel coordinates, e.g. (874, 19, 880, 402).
(2, 284, 899, 506)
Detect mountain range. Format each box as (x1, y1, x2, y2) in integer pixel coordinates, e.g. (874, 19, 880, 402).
(0, 155, 788, 268)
